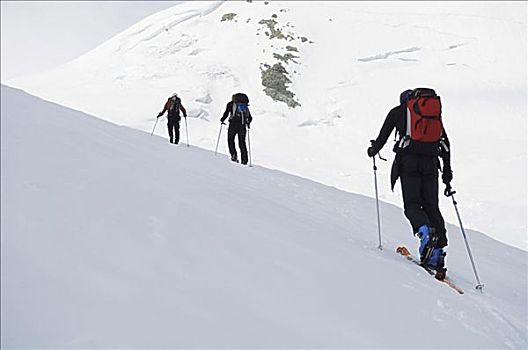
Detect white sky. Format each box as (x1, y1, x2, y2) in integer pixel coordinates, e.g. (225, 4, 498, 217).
(1, 1, 179, 80)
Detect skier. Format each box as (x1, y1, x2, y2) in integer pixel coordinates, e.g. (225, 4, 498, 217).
(157, 93, 187, 144)
(367, 88, 453, 277)
(220, 93, 252, 165)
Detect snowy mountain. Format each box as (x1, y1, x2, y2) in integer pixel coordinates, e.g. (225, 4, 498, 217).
(5, 1, 527, 251)
(2, 85, 527, 348)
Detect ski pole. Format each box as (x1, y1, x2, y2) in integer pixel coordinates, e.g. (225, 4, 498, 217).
(370, 140, 386, 250)
(247, 125, 252, 167)
(445, 187, 484, 291)
(150, 117, 159, 136)
(372, 156, 383, 250)
(184, 116, 190, 147)
(215, 123, 224, 155)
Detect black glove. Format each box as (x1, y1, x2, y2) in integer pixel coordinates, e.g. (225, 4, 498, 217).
(367, 146, 376, 158)
(444, 183, 454, 197)
(157, 113, 162, 118)
(246, 123, 251, 129)
(442, 168, 453, 185)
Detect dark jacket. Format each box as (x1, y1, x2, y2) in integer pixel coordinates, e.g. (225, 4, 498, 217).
(371, 104, 452, 189)
(221, 101, 252, 125)
(159, 97, 187, 119)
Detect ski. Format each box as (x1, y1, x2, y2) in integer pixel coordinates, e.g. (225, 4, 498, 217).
(396, 246, 464, 295)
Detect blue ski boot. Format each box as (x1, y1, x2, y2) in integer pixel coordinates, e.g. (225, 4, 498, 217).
(428, 248, 447, 280)
(428, 248, 446, 268)
(417, 225, 437, 265)
(417, 225, 430, 256)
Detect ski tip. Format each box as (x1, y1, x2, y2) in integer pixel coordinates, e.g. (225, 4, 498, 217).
(396, 246, 411, 256)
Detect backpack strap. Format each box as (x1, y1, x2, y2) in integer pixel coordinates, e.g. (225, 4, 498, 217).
(398, 106, 412, 149)
(230, 102, 237, 121)
(440, 138, 450, 153)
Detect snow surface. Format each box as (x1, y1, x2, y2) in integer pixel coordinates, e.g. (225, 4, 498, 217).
(4, 2, 527, 249)
(2, 85, 527, 348)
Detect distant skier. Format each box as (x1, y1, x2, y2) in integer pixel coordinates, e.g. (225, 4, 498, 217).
(220, 93, 252, 165)
(157, 93, 187, 144)
(367, 88, 453, 278)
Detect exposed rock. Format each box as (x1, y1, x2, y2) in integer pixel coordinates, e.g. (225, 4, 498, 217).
(260, 63, 300, 108)
(221, 13, 237, 22)
(273, 53, 299, 64)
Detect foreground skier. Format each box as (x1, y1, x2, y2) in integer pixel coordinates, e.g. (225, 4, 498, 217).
(368, 88, 453, 279)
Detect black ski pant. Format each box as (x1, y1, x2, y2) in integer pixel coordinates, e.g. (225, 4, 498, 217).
(399, 154, 448, 248)
(227, 122, 248, 164)
(167, 116, 180, 143)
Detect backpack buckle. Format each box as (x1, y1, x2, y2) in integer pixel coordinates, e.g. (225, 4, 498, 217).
(398, 135, 410, 149)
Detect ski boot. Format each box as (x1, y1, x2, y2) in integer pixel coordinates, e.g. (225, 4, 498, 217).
(417, 225, 437, 265)
(230, 154, 239, 163)
(428, 247, 447, 280)
(417, 225, 447, 280)
(434, 267, 447, 281)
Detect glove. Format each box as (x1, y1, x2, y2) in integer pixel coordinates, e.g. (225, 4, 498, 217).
(184, 114, 187, 119)
(442, 168, 453, 185)
(221, 121, 226, 125)
(157, 113, 162, 118)
(444, 185, 454, 197)
(246, 123, 251, 129)
(367, 146, 376, 158)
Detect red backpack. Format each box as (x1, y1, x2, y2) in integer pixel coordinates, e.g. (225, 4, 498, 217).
(405, 88, 443, 142)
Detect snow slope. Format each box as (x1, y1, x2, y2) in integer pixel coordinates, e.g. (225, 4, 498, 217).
(2, 85, 527, 348)
(5, 1, 527, 250)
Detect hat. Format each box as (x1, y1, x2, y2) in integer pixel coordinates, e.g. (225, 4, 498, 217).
(399, 89, 413, 105)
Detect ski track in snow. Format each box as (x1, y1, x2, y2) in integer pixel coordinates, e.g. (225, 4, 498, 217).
(357, 47, 422, 62)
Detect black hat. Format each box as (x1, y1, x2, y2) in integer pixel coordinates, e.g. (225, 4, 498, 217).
(400, 89, 413, 105)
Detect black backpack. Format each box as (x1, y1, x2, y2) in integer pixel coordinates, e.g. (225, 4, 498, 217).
(230, 93, 250, 124)
(233, 93, 249, 104)
(168, 97, 181, 117)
